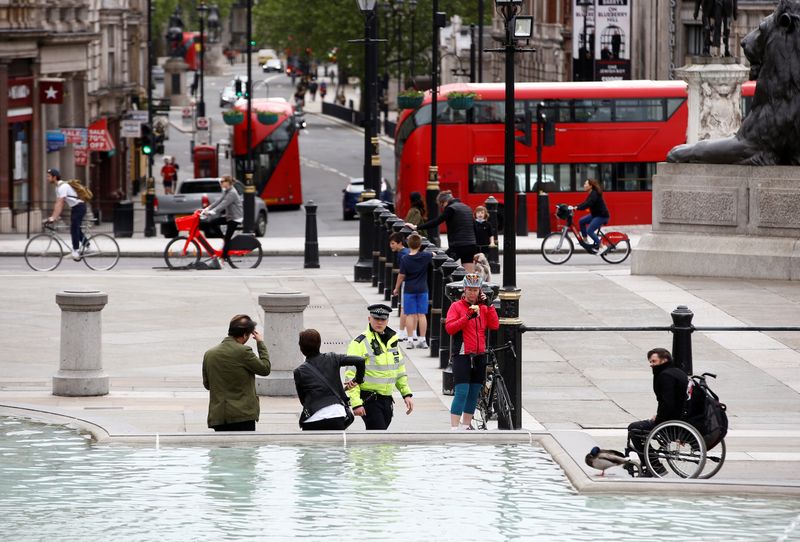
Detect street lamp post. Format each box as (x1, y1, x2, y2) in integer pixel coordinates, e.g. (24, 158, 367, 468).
(427, 0, 446, 248)
(409, 0, 417, 79)
(197, 1, 208, 118)
(487, 0, 534, 429)
(243, 0, 255, 234)
(144, 0, 155, 237)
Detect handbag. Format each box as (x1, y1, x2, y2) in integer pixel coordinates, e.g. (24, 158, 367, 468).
(302, 361, 355, 429)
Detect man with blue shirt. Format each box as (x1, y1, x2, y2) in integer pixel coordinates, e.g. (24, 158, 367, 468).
(392, 233, 433, 349)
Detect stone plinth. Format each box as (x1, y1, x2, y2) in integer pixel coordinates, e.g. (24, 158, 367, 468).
(256, 290, 310, 396)
(163, 57, 190, 107)
(674, 58, 750, 144)
(52, 290, 109, 396)
(0, 208, 12, 233)
(631, 163, 800, 280)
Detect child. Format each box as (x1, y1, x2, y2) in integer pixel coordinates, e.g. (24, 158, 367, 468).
(393, 233, 433, 349)
(473, 252, 491, 283)
(473, 205, 496, 256)
(388, 232, 410, 340)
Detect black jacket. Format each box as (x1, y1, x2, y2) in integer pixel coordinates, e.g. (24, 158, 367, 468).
(576, 190, 610, 218)
(653, 361, 689, 424)
(474, 220, 495, 247)
(417, 199, 477, 247)
(294, 353, 365, 421)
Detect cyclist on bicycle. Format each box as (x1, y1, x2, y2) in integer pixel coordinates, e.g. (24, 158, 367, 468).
(572, 179, 610, 256)
(200, 175, 243, 266)
(445, 273, 499, 430)
(45, 168, 86, 261)
(627, 348, 689, 477)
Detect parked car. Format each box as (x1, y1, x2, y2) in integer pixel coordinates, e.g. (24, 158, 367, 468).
(219, 75, 248, 107)
(342, 177, 393, 220)
(155, 177, 268, 237)
(262, 58, 283, 73)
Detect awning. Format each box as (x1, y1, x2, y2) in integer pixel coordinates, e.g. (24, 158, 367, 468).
(88, 117, 115, 152)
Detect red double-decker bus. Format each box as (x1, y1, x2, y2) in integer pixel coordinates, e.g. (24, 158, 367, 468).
(394, 80, 755, 226)
(230, 98, 303, 209)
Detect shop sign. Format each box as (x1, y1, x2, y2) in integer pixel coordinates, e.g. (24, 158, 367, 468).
(8, 77, 34, 108)
(74, 147, 88, 166)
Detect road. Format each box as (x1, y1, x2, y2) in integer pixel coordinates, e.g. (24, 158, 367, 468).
(156, 60, 394, 238)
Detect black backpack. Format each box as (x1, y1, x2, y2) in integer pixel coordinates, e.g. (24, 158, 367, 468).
(685, 373, 728, 450)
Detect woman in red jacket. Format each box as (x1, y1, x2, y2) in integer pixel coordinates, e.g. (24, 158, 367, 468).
(445, 273, 499, 430)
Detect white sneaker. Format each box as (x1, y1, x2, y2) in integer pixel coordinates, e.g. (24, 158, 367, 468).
(405, 340, 415, 349)
(398, 331, 408, 341)
(417, 339, 429, 349)
(71, 249, 81, 261)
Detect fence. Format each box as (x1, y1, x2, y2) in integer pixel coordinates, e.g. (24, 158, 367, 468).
(320, 101, 395, 138)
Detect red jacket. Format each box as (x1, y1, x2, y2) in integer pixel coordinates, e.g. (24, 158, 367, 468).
(445, 298, 499, 354)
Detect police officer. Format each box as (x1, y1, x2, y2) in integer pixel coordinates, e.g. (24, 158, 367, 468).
(345, 303, 414, 430)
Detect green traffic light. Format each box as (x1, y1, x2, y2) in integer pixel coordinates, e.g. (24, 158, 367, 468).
(142, 144, 153, 155)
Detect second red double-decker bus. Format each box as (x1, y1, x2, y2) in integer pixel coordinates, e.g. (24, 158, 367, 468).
(394, 80, 755, 227)
(230, 98, 303, 209)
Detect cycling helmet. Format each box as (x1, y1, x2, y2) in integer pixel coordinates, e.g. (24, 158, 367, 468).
(463, 273, 483, 288)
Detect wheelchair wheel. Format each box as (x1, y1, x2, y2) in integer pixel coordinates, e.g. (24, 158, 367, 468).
(698, 439, 726, 479)
(644, 420, 706, 479)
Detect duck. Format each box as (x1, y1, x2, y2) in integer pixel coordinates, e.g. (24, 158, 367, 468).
(585, 446, 638, 476)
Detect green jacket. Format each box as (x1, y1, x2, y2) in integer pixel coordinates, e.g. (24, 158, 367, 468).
(202, 336, 271, 428)
(345, 325, 412, 408)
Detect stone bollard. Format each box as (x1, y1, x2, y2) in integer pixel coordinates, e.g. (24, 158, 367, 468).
(52, 290, 109, 397)
(257, 290, 310, 396)
(304, 200, 320, 269)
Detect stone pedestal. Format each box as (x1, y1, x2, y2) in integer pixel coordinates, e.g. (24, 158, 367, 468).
(163, 57, 190, 107)
(256, 289, 310, 396)
(674, 58, 750, 144)
(631, 163, 800, 280)
(0, 208, 11, 233)
(52, 290, 109, 396)
(204, 44, 224, 76)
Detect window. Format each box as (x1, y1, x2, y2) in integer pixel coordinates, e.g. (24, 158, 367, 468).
(572, 99, 612, 122)
(615, 99, 664, 122)
(470, 162, 657, 193)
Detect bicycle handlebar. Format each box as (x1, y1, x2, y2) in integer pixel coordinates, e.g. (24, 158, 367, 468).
(488, 341, 517, 359)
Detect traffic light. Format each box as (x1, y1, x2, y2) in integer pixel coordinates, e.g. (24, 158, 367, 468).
(515, 109, 533, 147)
(155, 133, 165, 155)
(140, 124, 153, 155)
(244, 80, 251, 98)
(235, 78, 242, 96)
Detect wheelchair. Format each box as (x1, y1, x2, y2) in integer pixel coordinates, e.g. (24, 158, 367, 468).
(625, 419, 727, 479)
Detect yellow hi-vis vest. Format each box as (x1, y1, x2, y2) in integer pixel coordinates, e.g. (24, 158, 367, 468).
(345, 327, 412, 408)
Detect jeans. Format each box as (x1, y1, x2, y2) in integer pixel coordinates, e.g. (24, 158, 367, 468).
(579, 214, 608, 246)
(70, 203, 87, 250)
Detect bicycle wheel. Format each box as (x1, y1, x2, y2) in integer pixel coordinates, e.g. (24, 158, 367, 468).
(493, 375, 515, 430)
(644, 420, 706, 479)
(24, 234, 63, 271)
(698, 439, 726, 479)
(164, 236, 201, 269)
(226, 243, 263, 269)
(600, 232, 631, 264)
(474, 381, 493, 430)
(81, 234, 120, 271)
(541, 232, 574, 265)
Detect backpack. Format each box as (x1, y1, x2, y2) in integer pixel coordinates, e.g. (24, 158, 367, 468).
(685, 374, 728, 450)
(68, 180, 93, 202)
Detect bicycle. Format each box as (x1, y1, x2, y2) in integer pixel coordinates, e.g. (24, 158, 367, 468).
(541, 204, 631, 265)
(163, 210, 263, 269)
(474, 342, 517, 430)
(24, 221, 120, 271)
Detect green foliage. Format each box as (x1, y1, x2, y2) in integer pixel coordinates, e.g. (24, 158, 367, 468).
(399, 88, 424, 98)
(446, 91, 479, 99)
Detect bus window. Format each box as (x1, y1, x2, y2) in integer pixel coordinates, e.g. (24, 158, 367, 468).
(615, 98, 664, 121)
(473, 100, 503, 123)
(666, 98, 685, 119)
(573, 99, 612, 122)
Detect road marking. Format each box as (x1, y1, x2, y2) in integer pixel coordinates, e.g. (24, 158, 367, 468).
(300, 157, 351, 180)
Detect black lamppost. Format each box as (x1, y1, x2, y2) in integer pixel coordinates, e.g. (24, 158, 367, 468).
(197, 1, 208, 118)
(488, 0, 533, 429)
(243, 0, 255, 233)
(144, 0, 155, 237)
(577, 0, 594, 81)
(427, 0, 446, 247)
(409, 0, 417, 79)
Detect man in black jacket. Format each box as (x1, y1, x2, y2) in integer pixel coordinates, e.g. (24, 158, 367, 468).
(627, 348, 689, 476)
(294, 329, 366, 431)
(411, 190, 477, 272)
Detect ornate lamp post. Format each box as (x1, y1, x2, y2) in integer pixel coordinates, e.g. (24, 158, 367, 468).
(488, 0, 533, 429)
(243, 0, 255, 233)
(427, 1, 446, 247)
(144, 0, 155, 237)
(197, 1, 209, 118)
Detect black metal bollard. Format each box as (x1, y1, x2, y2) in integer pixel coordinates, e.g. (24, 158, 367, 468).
(431, 256, 456, 358)
(303, 200, 320, 269)
(354, 199, 385, 282)
(536, 192, 551, 238)
(425, 248, 446, 348)
(440, 265, 466, 370)
(494, 287, 523, 430)
(516, 192, 528, 236)
(671, 305, 695, 375)
(389, 222, 413, 306)
(382, 216, 400, 300)
(376, 210, 394, 293)
(372, 203, 387, 287)
(442, 279, 466, 396)
(485, 196, 501, 274)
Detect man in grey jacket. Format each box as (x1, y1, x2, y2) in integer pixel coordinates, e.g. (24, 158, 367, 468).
(201, 175, 243, 265)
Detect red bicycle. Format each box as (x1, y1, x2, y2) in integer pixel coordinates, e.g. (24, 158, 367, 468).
(163, 210, 263, 269)
(541, 204, 631, 265)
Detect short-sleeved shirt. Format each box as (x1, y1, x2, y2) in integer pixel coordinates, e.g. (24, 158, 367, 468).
(399, 250, 433, 293)
(56, 181, 82, 208)
(396, 247, 410, 265)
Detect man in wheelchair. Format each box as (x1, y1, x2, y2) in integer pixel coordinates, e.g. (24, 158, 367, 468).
(626, 348, 689, 477)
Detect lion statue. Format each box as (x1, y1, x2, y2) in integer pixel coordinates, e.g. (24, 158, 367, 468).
(668, 0, 800, 165)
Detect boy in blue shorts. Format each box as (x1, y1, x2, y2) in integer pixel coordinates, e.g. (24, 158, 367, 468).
(392, 233, 433, 349)
(389, 232, 410, 341)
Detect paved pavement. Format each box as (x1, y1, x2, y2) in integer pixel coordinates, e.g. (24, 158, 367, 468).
(1, 233, 799, 495)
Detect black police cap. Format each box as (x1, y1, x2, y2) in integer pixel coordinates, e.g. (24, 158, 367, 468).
(368, 303, 392, 320)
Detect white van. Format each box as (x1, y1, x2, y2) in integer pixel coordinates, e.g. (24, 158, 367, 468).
(257, 49, 277, 65)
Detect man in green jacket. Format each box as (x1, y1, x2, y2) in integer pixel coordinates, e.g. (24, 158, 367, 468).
(345, 304, 414, 430)
(203, 314, 271, 431)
